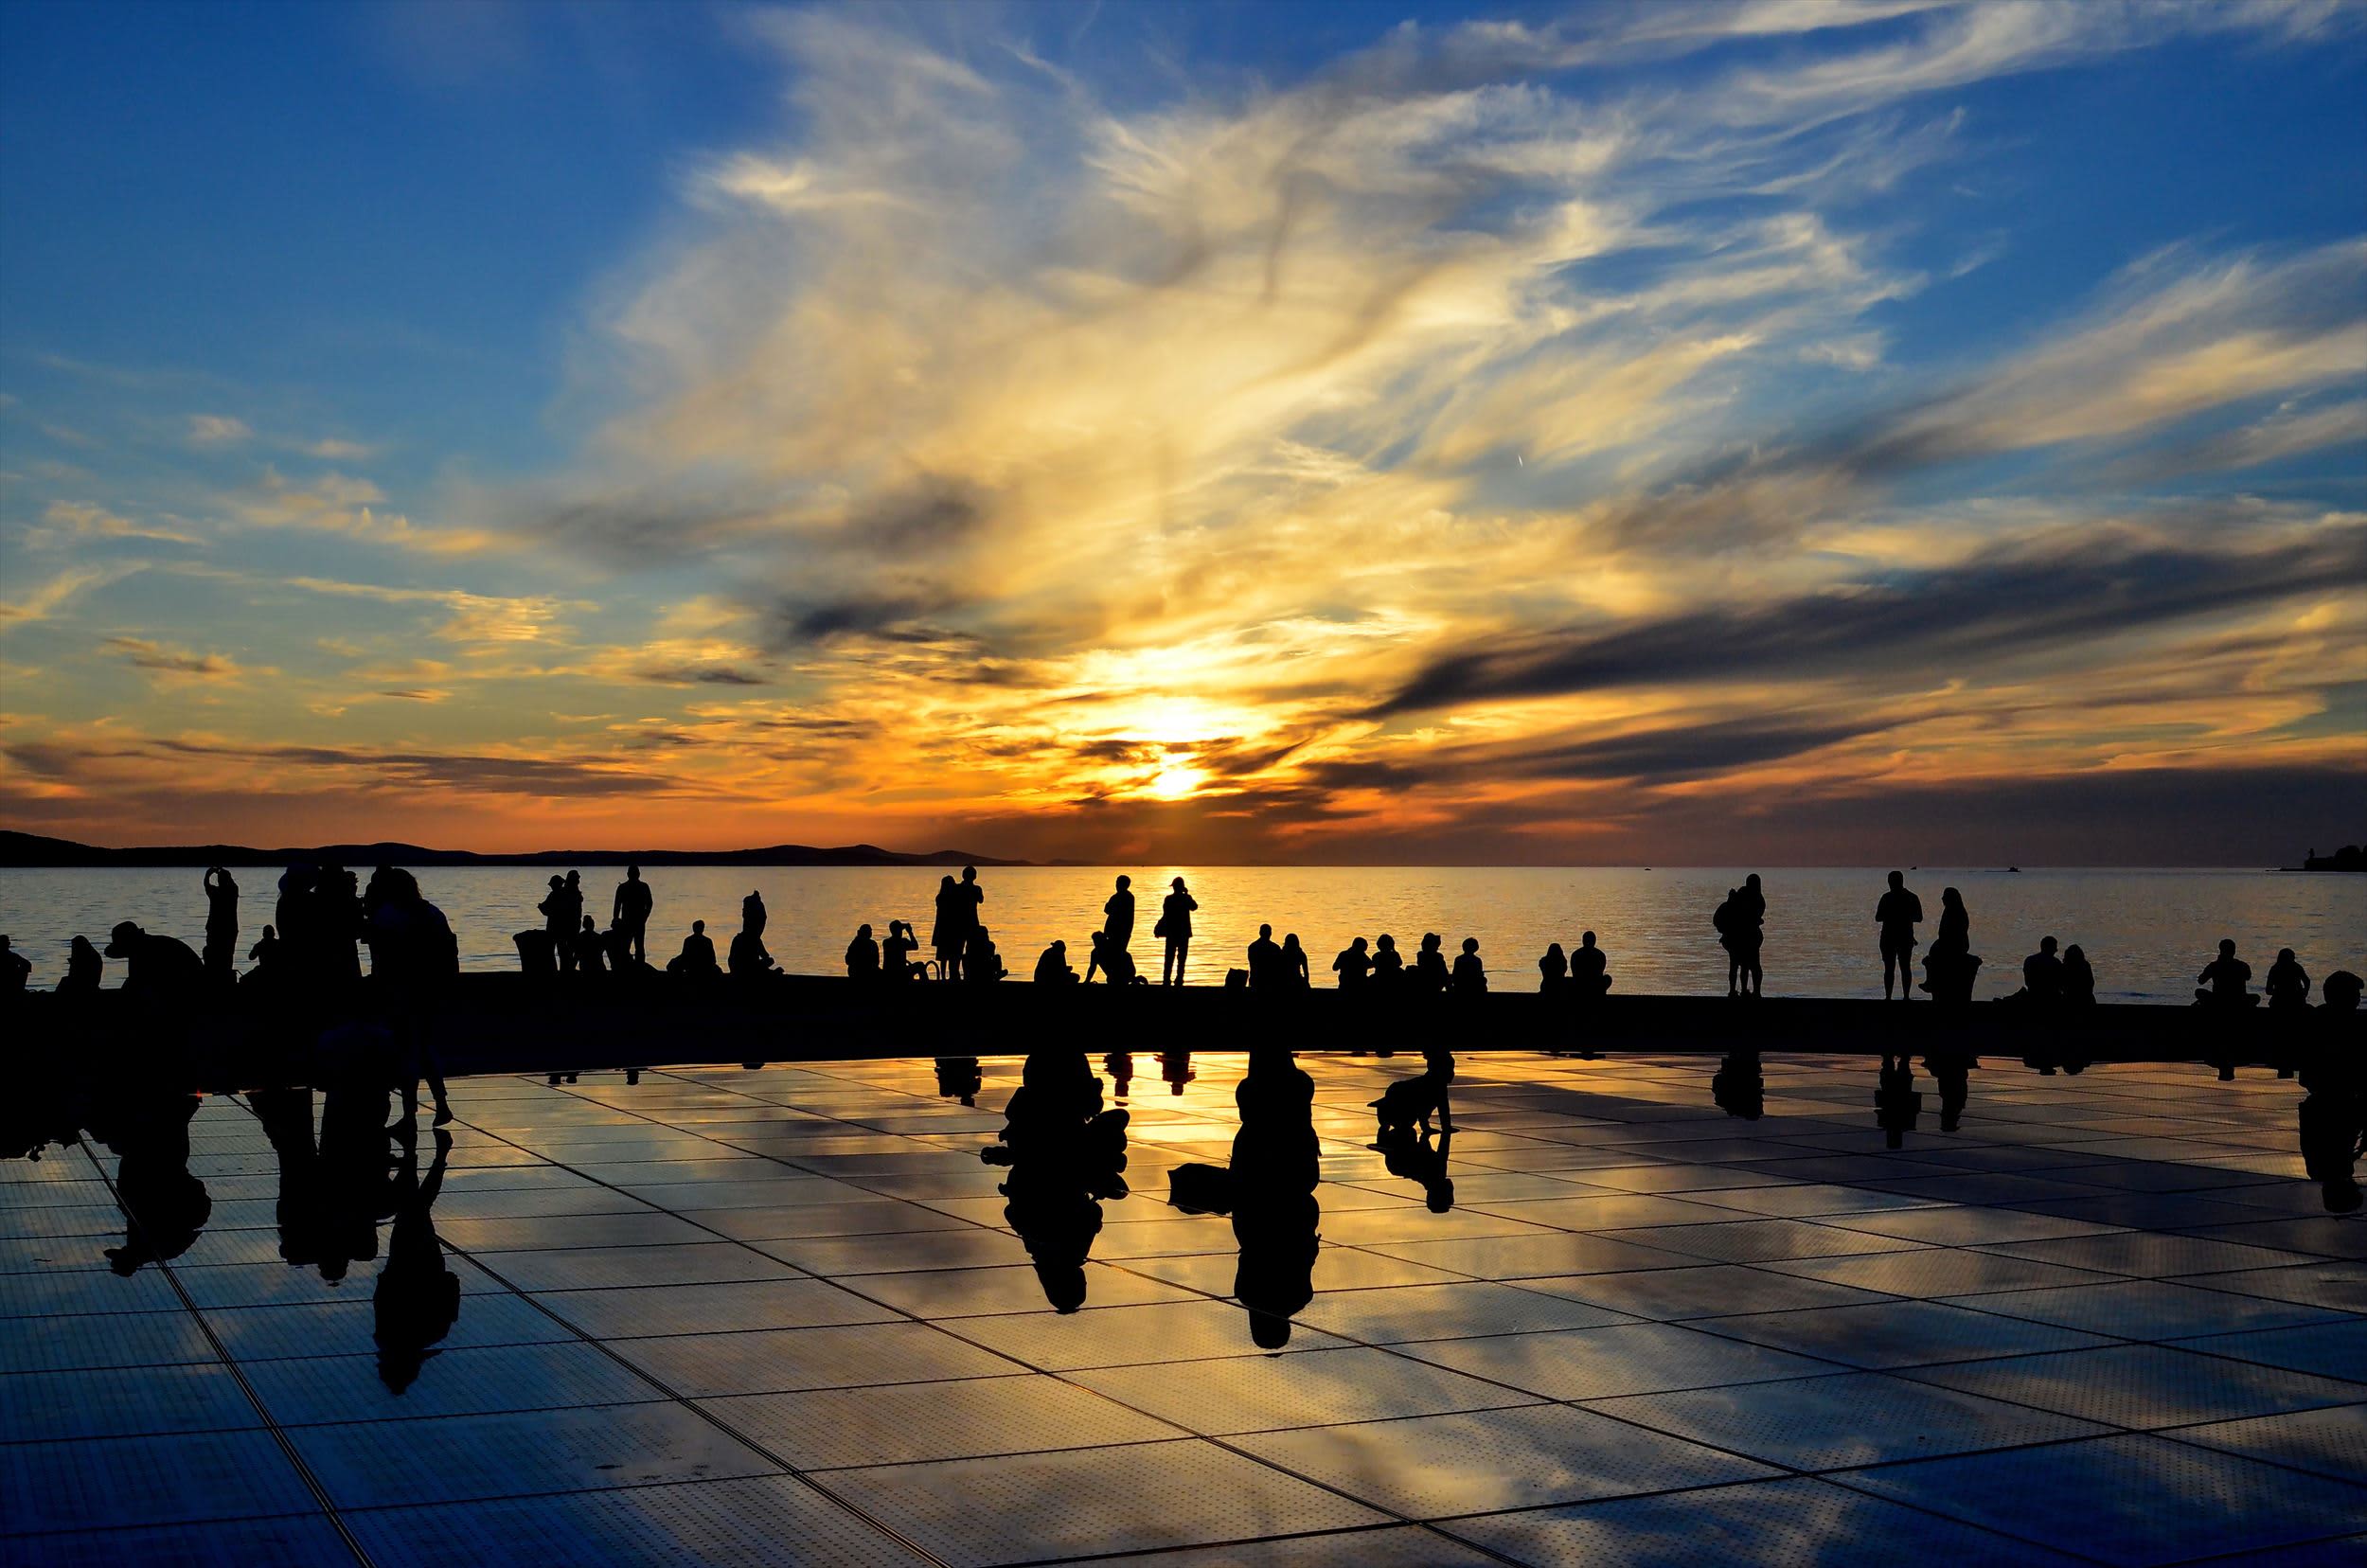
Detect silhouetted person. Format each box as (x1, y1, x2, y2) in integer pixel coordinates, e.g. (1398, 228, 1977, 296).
(1876, 1054, 1921, 1149)
(884, 919, 922, 981)
(1712, 1051, 1765, 1120)
(1571, 931, 1611, 998)
(202, 865, 240, 983)
(1247, 924, 1283, 989)
(362, 866, 457, 1132)
(2267, 948, 2311, 1012)
(2297, 972, 2362, 1213)
(250, 1085, 328, 1271)
(1158, 877, 1197, 986)
(1035, 938, 1077, 986)
(540, 875, 577, 973)
(668, 919, 720, 977)
(613, 865, 653, 966)
(2020, 935, 2065, 1004)
(0, 935, 27, 993)
(246, 924, 278, 975)
(1332, 935, 1370, 989)
(1104, 875, 1135, 952)
(575, 916, 608, 975)
(1876, 871, 1921, 1001)
(1451, 937, 1486, 994)
(933, 875, 963, 980)
(61, 934, 102, 994)
(729, 918, 775, 978)
(1414, 933, 1448, 993)
(1714, 888, 1743, 996)
(1370, 933, 1404, 988)
(846, 923, 881, 981)
(954, 866, 986, 974)
(2063, 944, 2095, 1006)
(315, 1044, 399, 1282)
(1735, 874, 1766, 996)
(1920, 887, 1979, 1005)
(1088, 930, 1144, 985)
(965, 924, 1006, 983)
(983, 1050, 1130, 1310)
(1282, 933, 1309, 989)
(934, 1056, 983, 1106)
(1538, 943, 1567, 991)
(1373, 1052, 1456, 1212)
(2197, 938, 2256, 1007)
(375, 1127, 458, 1392)
(2323, 970, 2359, 1012)
(102, 920, 203, 999)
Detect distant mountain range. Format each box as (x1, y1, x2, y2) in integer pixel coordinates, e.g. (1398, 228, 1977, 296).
(0, 829, 1034, 869)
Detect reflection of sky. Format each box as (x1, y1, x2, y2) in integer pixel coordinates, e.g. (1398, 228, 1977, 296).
(2, 3, 2361, 862)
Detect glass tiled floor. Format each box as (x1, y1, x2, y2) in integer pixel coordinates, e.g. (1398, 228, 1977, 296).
(5, 1051, 2363, 1565)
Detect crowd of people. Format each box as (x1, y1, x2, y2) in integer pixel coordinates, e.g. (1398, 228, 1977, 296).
(4, 865, 2358, 1029)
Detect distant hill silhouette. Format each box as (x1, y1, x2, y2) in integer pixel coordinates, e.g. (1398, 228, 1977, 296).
(0, 829, 1032, 869)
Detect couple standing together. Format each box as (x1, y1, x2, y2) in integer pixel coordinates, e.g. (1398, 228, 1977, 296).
(1102, 874, 1198, 986)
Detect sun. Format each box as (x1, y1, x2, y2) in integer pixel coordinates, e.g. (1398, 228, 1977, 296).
(1145, 763, 1206, 800)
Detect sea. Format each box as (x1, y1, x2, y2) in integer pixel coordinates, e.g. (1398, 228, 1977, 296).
(3, 864, 2358, 1006)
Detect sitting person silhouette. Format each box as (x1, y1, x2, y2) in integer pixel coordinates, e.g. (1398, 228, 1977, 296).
(1919, 887, 1980, 1005)
(102, 920, 204, 998)
(1414, 933, 1449, 993)
(0, 935, 27, 992)
(1331, 936, 1370, 989)
(1450, 937, 1486, 994)
(1246, 924, 1283, 989)
(1370, 933, 1404, 988)
(2266, 948, 2311, 1012)
(245, 925, 278, 975)
(1281, 933, 1310, 989)
(1571, 931, 1611, 998)
(2020, 935, 2065, 1003)
(1538, 943, 1567, 992)
(1370, 1046, 1456, 1143)
(575, 916, 608, 975)
(964, 924, 1006, 983)
(883, 919, 922, 981)
(1034, 938, 1078, 985)
(1088, 930, 1145, 985)
(668, 919, 720, 976)
(2062, 943, 2096, 1006)
(728, 920, 775, 978)
(62, 934, 103, 994)
(846, 923, 881, 981)
(2196, 938, 2257, 1007)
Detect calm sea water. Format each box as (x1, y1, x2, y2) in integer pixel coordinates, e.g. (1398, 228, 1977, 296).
(3, 864, 2358, 1005)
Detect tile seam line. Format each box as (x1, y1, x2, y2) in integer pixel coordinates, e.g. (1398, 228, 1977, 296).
(71, 1130, 374, 1568)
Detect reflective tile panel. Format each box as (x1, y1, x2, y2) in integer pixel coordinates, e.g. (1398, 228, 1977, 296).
(7, 1051, 2364, 1566)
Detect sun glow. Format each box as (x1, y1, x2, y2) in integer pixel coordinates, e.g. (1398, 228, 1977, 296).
(1145, 762, 1208, 800)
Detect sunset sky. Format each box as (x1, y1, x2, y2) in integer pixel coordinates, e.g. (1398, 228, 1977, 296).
(2, 1, 2361, 864)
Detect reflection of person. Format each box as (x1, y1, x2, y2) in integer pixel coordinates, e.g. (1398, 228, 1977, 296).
(1875, 871, 1921, 1001)
(375, 1129, 459, 1392)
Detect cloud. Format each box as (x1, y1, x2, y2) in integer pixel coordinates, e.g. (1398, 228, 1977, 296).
(234, 468, 507, 556)
(0, 563, 142, 628)
(187, 414, 253, 445)
(104, 635, 249, 683)
(26, 500, 203, 548)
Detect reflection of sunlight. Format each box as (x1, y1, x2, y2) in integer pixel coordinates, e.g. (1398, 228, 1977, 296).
(1146, 763, 1206, 800)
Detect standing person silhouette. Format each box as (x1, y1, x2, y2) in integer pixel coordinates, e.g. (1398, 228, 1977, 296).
(1735, 874, 1766, 997)
(1103, 875, 1135, 953)
(612, 865, 653, 967)
(1158, 877, 1197, 987)
(741, 888, 768, 941)
(1875, 871, 1922, 1001)
(932, 876, 962, 980)
(202, 865, 240, 983)
(361, 866, 456, 1131)
(957, 865, 987, 966)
